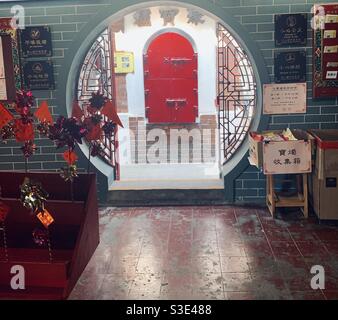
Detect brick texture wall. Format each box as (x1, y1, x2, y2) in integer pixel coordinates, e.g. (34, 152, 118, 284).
(0, 0, 337, 203)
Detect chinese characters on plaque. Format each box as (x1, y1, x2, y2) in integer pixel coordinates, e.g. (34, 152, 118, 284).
(263, 83, 307, 115)
(114, 52, 135, 74)
(275, 13, 307, 47)
(263, 140, 311, 175)
(275, 50, 306, 83)
(23, 60, 55, 90)
(19, 26, 53, 58)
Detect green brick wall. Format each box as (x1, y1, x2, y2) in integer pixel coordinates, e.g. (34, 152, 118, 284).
(0, 0, 337, 203)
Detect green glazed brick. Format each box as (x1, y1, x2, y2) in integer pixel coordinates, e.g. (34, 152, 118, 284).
(274, 0, 305, 3)
(0, 163, 14, 170)
(61, 14, 93, 23)
(25, 7, 46, 16)
(31, 15, 61, 24)
(76, 5, 107, 14)
(242, 0, 273, 5)
(14, 162, 42, 170)
(273, 115, 305, 123)
(50, 23, 77, 32)
(305, 115, 335, 122)
(242, 14, 273, 24)
(257, 5, 289, 14)
(46, 6, 76, 15)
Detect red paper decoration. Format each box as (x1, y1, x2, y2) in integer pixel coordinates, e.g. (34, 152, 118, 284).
(35, 100, 53, 124)
(86, 122, 102, 141)
(101, 100, 124, 128)
(63, 150, 78, 165)
(72, 101, 84, 120)
(37, 209, 54, 229)
(0, 103, 14, 129)
(14, 119, 34, 142)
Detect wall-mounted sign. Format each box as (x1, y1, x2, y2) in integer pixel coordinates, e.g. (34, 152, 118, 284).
(114, 51, 134, 73)
(313, 4, 338, 98)
(23, 60, 55, 90)
(275, 13, 307, 47)
(263, 83, 307, 114)
(275, 50, 306, 83)
(20, 26, 52, 58)
(263, 140, 312, 175)
(0, 35, 16, 101)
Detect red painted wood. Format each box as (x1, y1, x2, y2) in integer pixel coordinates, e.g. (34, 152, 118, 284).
(144, 32, 198, 123)
(0, 171, 99, 300)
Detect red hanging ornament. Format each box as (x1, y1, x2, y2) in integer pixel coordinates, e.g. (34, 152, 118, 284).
(63, 150, 78, 165)
(35, 100, 53, 124)
(101, 100, 124, 128)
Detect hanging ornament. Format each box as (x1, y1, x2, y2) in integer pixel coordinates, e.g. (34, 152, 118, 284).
(37, 209, 54, 229)
(32, 228, 49, 247)
(0, 201, 10, 222)
(59, 165, 78, 182)
(0, 123, 14, 142)
(21, 141, 36, 158)
(15, 90, 34, 112)
(37, 121, 50, 136)
(48, 116, 87, 150)
(34, 100, 53, 124)
(20, 178, 49, 214)
(89, 91, 106, 111)
(63, 150, 78, 166)
(102, 121, 116, 137)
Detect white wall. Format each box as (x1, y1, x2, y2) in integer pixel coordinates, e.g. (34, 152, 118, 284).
(114, 6, 218, 119)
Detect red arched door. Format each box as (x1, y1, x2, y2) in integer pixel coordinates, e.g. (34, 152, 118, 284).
(144, 32, 198, 124)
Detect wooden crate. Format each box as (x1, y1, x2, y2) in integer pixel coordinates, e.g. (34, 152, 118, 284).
(0, 171, 100, 299)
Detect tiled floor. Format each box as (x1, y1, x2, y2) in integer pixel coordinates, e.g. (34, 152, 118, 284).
(69, 206, 338, 300)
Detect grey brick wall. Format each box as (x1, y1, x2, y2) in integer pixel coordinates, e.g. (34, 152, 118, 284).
(0, 0, 337, 203)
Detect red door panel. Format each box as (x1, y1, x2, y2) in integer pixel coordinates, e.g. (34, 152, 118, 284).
(144, 32, 198, 124)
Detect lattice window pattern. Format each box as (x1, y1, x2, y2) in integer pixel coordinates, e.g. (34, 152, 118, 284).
(77, 29, 116, 167)
(217, 23, 256, 165)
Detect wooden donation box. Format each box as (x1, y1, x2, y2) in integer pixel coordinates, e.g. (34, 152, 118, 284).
(309, 129, 338, 220)
(0, 171, 99, 299)
(249, 129, 313, 218)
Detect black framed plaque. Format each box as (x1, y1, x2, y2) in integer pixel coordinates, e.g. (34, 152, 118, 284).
(275, 50, 306, 83)
(23, 60, 55, 90)
(275, 13, 307, 47)
(20, 26, 52, 58)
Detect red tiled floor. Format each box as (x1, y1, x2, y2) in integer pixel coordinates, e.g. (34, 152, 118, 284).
(69, 206, 338, 300)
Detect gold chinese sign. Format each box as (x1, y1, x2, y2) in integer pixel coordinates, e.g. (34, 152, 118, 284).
(263, 83, 307, 115)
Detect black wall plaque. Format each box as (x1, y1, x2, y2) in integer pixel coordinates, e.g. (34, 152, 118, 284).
(23, 60, 55, 90)
(275, 13, 307, 47)
(20, 26, 52, 58)
(275, 50, 306, 83)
